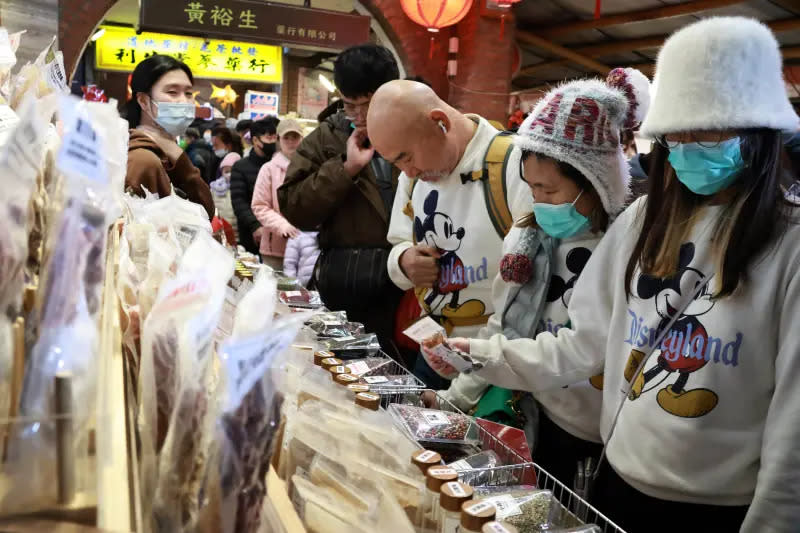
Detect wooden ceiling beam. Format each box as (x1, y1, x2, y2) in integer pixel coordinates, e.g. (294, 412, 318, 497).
(767, 0, 800, 15)
(516, 32, 610, 75)
(515, 20, 800, 79)
(533, 0, 744, 39)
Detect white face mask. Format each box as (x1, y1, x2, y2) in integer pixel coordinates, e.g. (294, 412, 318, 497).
(203, 132, 212, 143)
(151, 99, 195, 137)
(214, 148, 228, 158)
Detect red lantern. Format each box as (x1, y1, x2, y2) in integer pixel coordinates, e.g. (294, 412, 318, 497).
(400, 0, 473, 58)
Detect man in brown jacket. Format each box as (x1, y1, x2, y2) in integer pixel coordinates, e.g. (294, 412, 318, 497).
(278, 44, 403, 355)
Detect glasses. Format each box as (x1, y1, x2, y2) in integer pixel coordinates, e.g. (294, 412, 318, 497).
(342, 98, 371, 115)
(655, 131, 737, 149)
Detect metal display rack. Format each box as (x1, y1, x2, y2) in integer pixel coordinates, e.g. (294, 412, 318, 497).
(458, 462, 626, 533)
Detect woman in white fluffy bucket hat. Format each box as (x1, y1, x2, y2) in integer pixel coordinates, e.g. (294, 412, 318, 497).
(420, 17, 800, 532)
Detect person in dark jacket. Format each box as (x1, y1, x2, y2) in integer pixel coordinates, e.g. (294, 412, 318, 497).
(230, 117, 279, 254)
(184, 127, 214, 183)
(278, 44, 403, 355)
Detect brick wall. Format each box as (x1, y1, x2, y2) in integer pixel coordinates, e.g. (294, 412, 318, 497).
(449, 3, 513, 122)
(59, 0, 116, 80)
(362, 0, 452, 99)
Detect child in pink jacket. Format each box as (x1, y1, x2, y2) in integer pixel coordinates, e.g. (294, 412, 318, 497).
(251, 119, 304, 270)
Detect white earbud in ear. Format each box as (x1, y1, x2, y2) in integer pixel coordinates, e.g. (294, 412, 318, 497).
(438, 121, 448, 134)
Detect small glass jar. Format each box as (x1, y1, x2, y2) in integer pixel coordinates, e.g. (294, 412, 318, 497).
(482, 521, 519, 533)
(334, 373, 360, 386)
(411, 449, 442, 475)
(461, 499, 497, 532)
(314, 350, 336, 365)
(354, 391, 381, 411)
(439, 481, 474, 533)
(424, 466, 459, 527)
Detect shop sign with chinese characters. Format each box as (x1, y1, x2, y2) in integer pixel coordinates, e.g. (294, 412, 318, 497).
(139, 0, 370, 50)
(94, 25, 282, 83)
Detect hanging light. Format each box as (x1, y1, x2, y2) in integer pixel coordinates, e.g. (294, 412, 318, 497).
(318, 73, 336, 93)
(400, 0, 473, 58)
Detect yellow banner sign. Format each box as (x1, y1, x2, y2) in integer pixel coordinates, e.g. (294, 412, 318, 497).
(94, 25, 282, 83)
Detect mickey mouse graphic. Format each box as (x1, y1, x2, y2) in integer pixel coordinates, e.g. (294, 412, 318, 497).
(547, 247, 593, 307)
(624, 242, 719, 418)
(414, 190, 486, 319)
(545, 246, 605, 390)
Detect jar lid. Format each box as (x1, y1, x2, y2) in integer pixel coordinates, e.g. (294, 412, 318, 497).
(425, 467, 458, 491)
(346, 384, 371, 394)
(320, 357, 343, 369)
(328, 365, 349, 376)
(355, 392, 381, 411)
(411, 449, 442, 474)
(461, 499, 496, 531)
(314, 350, 336, 365)
(482, 522, 519, 533)
(335, 373, 360, 386)
(439, 481, 474, 512)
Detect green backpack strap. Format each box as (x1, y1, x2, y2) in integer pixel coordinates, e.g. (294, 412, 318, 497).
(464, 131, 516, 239)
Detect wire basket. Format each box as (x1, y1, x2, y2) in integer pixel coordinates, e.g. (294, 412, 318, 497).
(458, 462, 627, 533)
(430, 392, 531, 468)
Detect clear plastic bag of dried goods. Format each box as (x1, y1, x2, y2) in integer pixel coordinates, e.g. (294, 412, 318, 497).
(1, 95, 123, 513)
(278, 288, 323, 309)
(207, 311, 309, 533)
(139, 231, 234, 531)
(448, 449, 503, 472)
(473, 488, 558, 531)
(388, 404, 481, 446)
(322, 334, 381, 359)
(305, 311, 348, 325)
(308, 318, 365, 339)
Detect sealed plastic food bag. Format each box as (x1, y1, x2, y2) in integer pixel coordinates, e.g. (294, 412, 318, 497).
(389, 404, 480, 445)
(448, 450, 502, 472)
(322, 333, 381, 359)
(473, 488, 557, 531)
(308, 319, 365, 339)
(138, 232, 234, 530)
(279, 288, 323, 308)
(209, 312, 307, 533)
(2, 95, 120, 513)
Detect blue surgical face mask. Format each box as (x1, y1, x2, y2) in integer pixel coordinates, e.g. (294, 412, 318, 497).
(533, 190, 591, 239)
(667, 137, 744, 195)
(152, 100, 195, 137)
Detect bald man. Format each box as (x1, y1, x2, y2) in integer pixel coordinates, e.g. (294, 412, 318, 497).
(369, 80, 531, 391)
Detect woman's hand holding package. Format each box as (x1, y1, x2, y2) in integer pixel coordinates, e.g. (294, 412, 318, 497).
(420, 336, 470, 379)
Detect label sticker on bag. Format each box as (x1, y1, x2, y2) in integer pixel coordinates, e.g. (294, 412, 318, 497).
(363, 375, 389, 384)
(57, 98, 108, 183)
(403, 316, 446, 343)
(346, 361, 371, 375)
(449, 459, 472, 472)
(485, 495, 522, 519)
(422, 411, 449, 425)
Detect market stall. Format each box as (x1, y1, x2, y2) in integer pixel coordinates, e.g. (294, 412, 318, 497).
(0, 28, 623, 533)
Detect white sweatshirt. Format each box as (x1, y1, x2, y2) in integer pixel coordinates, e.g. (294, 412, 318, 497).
(387, 115, 532, 339)
(468, 197, 800, 531)
(444, 229, 604, 444)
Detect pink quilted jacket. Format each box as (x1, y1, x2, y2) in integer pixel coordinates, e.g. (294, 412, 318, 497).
(251, 152, 297, 257)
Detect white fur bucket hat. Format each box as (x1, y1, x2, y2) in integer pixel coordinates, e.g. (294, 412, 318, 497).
(515, 79, 631, 215)
(641, 16, 799, 138)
